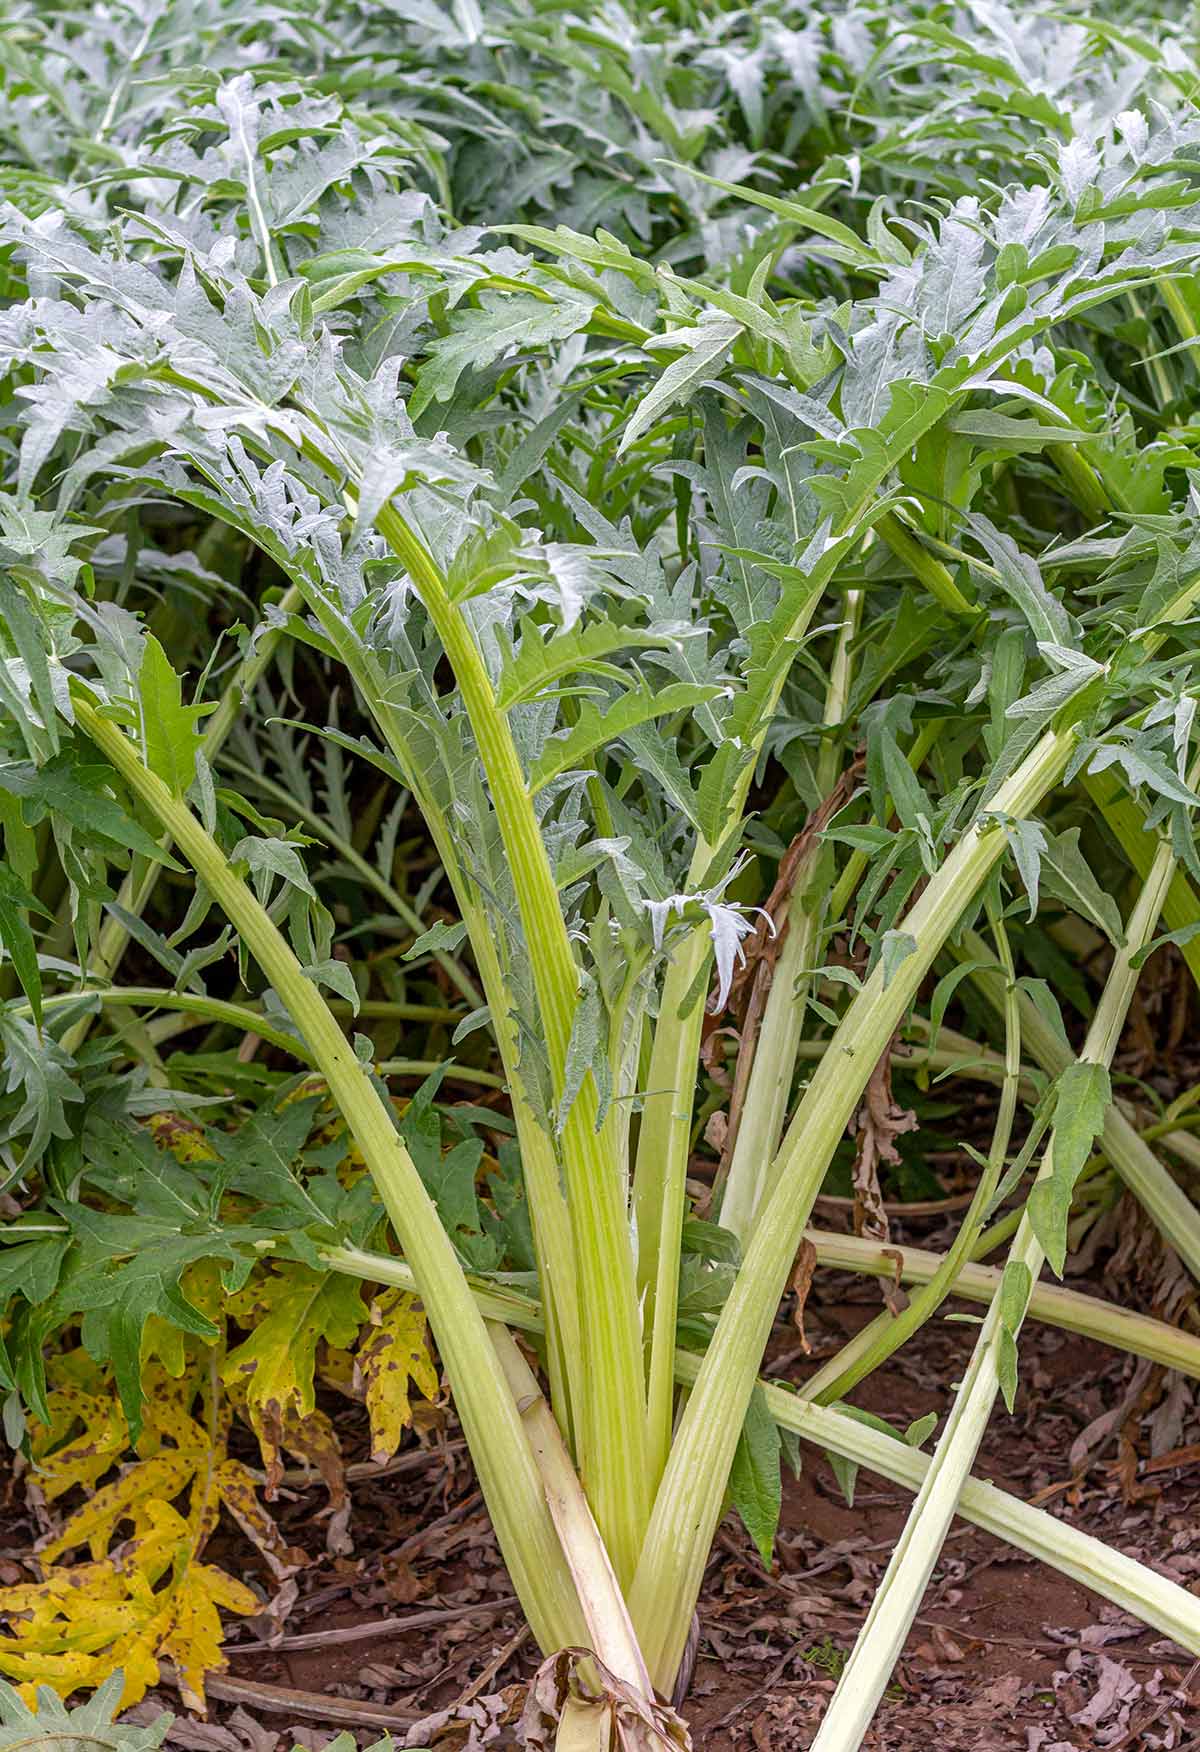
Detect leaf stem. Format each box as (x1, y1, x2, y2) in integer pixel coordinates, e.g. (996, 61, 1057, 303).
(373, 500, 650, 1583)
(71, 689, 586, 1657)
(807, 756, 1193, 1749)
(799, 900, 1020, 1404)
(628, 723, 1076, 1693)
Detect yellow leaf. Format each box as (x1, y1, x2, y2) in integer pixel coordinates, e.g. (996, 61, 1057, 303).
(160, 1558, 258, 1712)
(221, 1264, 363, 1482)
(3, 1351, 287, 1707)
(279, 1074, 330, 1108)
(30, 1380, 129, 1501)
(128, 1504, 259, 1711)
(0, 1563, 152, 1705)
(357, 1289, 441, 1462)
(143, 1111, 218, 1163)
(41, 1452, 197, 1566)
(214, 1458, 306, 1579)
(318, 1343, 357, 1397)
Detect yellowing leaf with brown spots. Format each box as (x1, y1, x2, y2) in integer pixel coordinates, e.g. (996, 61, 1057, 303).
(358, 1289, 441, 1462)
(144, 1110, 219, 1163)
(0, 1351, 295, 1707)
(221, 1263, 364, 1485)
(30, 1365, 130, 1500)
(124, 1501, 260, 1712)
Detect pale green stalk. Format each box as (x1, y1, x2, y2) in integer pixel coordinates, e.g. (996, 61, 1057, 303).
(375, 1058, 507, 1088)
(876, 512, 976, 615)
(716, 874, 824, 1243)
(720, 589, 862, 1246)
(633, 563, 860, 1493)
(675, 1358, 1200, 1660)
(33, 987, 314, 1058)
(60, 583, 304, 1054)
(178, 413, 582, 1428)
(72, 690, 585, 1656)
(628, 724, 1077, 1692)
(808, 781, 1187, 1752)
(799, 902, 1021, 1404)
(490, 1325, 654, 1701)
(632, 919, 710, 1478)
(803, 1229, 1200, 1377)
(319, 1242, 1200, 1657)
(1084, 767, 1200, 991)
(212, 493, 584, 1459)
(375, 500, 649, 1582)
(958, 930, 1200, 1280)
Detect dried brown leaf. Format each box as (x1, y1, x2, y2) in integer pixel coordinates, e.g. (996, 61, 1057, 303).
(850, 1037, 918, 1244)
(790, 1240, 819, 1357)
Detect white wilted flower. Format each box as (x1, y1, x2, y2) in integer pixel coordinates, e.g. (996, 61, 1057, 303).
(643, 859, 775, 1010)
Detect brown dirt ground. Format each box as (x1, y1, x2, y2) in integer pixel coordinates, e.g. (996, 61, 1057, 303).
(97, 1215, 1200, 1752)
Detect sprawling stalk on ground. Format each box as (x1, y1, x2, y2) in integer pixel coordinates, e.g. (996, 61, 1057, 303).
(320, 1243, 1200, 1657)
(809, 757, 1197, 1749)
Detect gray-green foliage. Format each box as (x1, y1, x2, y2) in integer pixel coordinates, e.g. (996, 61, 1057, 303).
(0, 1675, 169, 1751)
(1, 0, 1200, 1727)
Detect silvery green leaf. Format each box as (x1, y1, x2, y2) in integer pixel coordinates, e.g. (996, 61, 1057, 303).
(966, 515, 1074, 648)
(619, 319, 741, 455)
(1037, 827, 1125, 947)
(403, 920, 469, 961)
(1006, 818, 1047, 919)
(230, 836, 318, 903)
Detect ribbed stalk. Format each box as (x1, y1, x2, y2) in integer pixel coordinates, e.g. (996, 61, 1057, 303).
(489, 1325, 654, 1701)
(60, 583, 303, 1054)
(808, 782, 1187, 1751)
(671, 1357, 1200, 1659)
(34, 987, 315, 1058)
(633, 578, 849, 1490)
(801, 1229, 1200, 1377)
(628, 725, 1076, 1692)
(799, 903, 1020, 1404)
(375, 502, 649, 1583)
(320, 1243, 1200, 1658)
(257, 534, 584, 1459)
(73, 691, 585, 1658)
(876, 511, 976, 615)
(1085, 768, 1200, 990)
(958, 929, 1200, 1281)
(633, 921, 712, 1487)
(716, 881, 822, 1245)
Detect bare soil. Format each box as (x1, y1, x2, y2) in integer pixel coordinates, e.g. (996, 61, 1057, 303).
(111, 1216, 1200, 1752)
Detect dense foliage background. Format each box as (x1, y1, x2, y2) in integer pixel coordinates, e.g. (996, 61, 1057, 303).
(2, 0, 1200, 1733)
